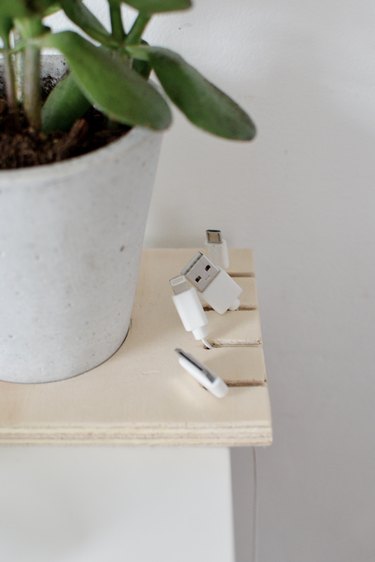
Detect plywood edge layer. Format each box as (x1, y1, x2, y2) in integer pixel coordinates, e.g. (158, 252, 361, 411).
(0, 426, 272, 447)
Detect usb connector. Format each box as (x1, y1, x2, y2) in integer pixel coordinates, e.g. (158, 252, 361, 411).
(181, 252, 242, 314)
(205, 229, 229, 269)
(175, 348, 228, 398)
(182, 252, 220, 292)
(170, 275, 191, 296)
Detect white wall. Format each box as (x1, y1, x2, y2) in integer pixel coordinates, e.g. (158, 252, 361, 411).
(144, 1, 375, 560)
(3, 2, 375, 561)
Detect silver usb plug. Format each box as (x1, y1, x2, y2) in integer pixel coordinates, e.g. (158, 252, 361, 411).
(181, 252, 220, 293)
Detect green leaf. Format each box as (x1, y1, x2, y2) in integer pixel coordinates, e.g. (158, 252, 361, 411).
(43, 5, 65, 17)
(33, 0, 59, 12)
(132, 58, 152, 80)
(60, 1, 114, 46)
(127, 46, 256, 141)
(0, 1, 29, 18)
(44, 32, 172, 130)
(121, 0, 191, 14)
(0, 17, 13, 39)
(0, 0, 58, 18)
(132, 39, 151, 79)
(42, 72, 91, 133)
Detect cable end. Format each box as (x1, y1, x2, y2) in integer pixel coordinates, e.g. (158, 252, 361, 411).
(201, 338, 213, 349)
(169, 275, 190, 296)
(206, 229, 222, 244)
(181, 252, 220, 293)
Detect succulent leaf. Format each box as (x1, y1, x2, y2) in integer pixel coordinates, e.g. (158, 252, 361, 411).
(127, 46, 256, 140)
(45, 32, 172, 130)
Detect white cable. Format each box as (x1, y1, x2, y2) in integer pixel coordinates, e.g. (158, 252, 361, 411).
(170, 275, 211, 347)
(201, 338, 213, 350)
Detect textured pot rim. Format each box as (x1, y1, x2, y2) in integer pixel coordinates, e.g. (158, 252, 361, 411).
(0, 125, 162, 186)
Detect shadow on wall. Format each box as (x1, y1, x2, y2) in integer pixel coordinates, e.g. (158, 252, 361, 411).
(230, 447, 256, 562)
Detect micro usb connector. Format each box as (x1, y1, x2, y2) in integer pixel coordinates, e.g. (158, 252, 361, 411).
(181, 252, 242, 314)
(206, 229, 222, 244)
(205, 229, 229, 269)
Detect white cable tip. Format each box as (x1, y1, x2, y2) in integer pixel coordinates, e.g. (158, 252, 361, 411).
(201, 338, 213, 349)
(181, 252, 242, 315)
(175, 348, 229, 398)
(205, 229, 230, 270)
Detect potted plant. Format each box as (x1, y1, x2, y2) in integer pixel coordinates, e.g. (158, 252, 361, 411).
(0, 0, 256, 383)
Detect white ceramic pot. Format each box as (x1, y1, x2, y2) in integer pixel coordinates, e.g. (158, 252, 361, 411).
(0, 80, 162, 383)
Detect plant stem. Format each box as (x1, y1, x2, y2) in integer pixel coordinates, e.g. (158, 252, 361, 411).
(12, 30, 24, 105)
(17, 17, 45, 130)
(0, 42, 27, 55)
(2, 32, 17, 114)
(23, 42, 41, 129)
(109, 1, 125, 43)
(126, 14, 151, 45)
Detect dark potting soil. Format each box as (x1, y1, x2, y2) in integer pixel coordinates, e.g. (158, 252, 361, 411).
(0, 75, 130, 170)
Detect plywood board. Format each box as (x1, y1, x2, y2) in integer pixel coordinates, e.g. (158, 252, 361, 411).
(0, 249, 272, 446)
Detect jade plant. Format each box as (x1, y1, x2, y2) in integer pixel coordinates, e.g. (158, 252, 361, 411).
(0, 0, 256, 143)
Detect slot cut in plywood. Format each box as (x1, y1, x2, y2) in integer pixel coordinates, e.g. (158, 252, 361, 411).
(0, 249, 272, 446)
